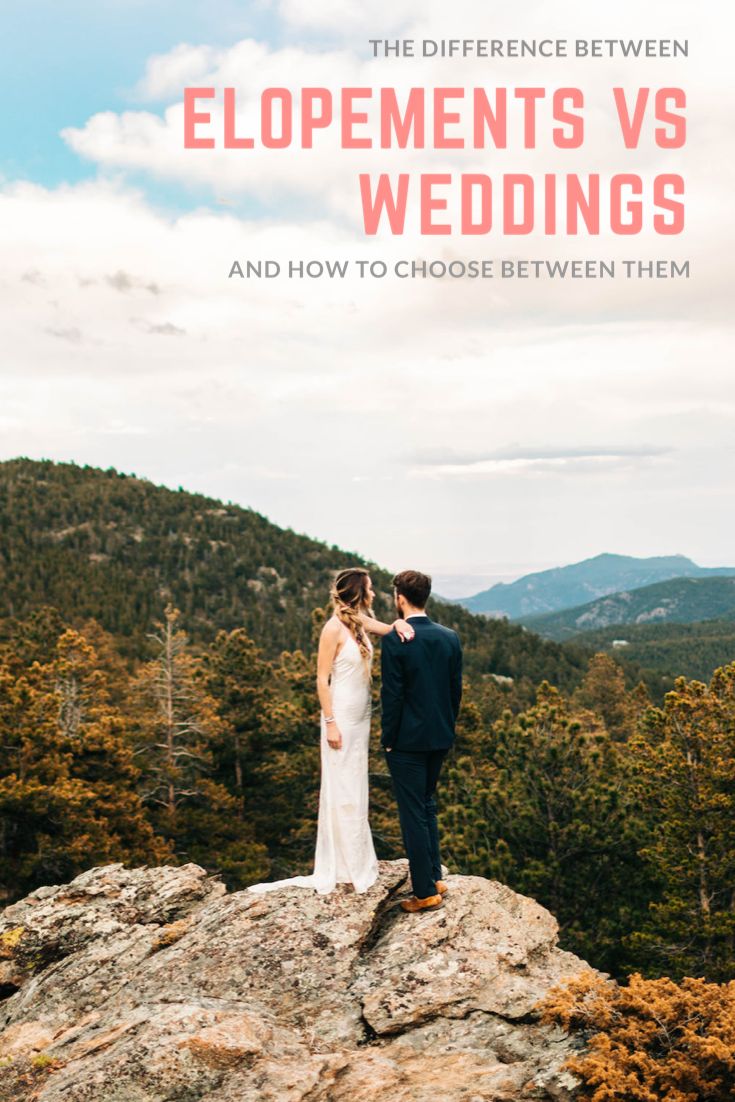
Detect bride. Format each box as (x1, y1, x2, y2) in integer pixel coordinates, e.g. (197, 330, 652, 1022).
(249, 567, 413, 895)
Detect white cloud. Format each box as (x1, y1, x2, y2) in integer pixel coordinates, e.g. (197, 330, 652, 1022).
(4, 0, 734, 573)
(57, 5, 733, 339)
(277, 0, 418, 35)
(135, 44, 224, 101)
(2, 172, 733, 571)
(277, 0, 700, 47)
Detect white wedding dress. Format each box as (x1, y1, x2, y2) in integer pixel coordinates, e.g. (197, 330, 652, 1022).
(249, 632, 379, 895)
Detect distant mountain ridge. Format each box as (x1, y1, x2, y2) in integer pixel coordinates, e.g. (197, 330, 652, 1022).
(523, 576, 735, 641)
(459, 553, 735, 619)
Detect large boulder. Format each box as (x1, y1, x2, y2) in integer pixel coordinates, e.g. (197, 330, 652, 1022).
(0, 862, 591, 1101)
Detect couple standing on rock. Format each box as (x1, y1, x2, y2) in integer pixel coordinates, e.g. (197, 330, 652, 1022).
(250, 568, 463, 913)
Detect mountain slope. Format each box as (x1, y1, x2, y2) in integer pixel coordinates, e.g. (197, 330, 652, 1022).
(459, 552, 735, 619)
(523, 576, 735, 641)
(564, 619, 735, 683)
(0, 458, 590, 687)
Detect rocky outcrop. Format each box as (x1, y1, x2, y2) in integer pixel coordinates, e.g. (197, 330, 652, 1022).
(0, 861, 592, 1101)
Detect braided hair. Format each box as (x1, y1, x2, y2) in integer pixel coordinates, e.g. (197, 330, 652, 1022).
(330, 568, 373, 673)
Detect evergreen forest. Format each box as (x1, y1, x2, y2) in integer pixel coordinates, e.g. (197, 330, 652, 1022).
(2, 458, 734, 1005)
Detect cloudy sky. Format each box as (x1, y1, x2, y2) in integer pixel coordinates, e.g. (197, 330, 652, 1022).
(2, 0, 733, 597)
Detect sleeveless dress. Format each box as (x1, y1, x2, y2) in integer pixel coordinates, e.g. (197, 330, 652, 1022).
(249, 632, 379, 895)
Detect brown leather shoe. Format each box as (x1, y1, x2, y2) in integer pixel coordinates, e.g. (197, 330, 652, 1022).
(400, 894, 443, 913)
(436, 880, 448, 895)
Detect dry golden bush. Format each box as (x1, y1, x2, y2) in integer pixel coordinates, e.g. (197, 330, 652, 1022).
(540, 971, 735, 1102)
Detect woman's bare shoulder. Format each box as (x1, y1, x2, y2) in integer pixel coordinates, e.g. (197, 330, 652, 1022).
(320, 615, 343, 639)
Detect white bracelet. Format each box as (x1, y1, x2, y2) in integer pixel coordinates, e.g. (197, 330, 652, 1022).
(324, 715, 336, 724)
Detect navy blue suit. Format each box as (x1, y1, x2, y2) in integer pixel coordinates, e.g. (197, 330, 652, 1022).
(381, 615, 462, 898)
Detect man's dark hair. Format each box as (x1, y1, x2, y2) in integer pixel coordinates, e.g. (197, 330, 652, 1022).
(393, 569, 432, 609)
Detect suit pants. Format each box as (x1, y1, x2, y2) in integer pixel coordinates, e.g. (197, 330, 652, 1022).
(385, 748, 447, 899)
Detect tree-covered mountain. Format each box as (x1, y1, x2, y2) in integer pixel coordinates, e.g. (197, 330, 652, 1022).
(563, 619, 735, 683)
(458, 552, 735, 619)
(522, 576, 735, 641)
(4, 457, 735, 986)
(0, 457, 589, 690)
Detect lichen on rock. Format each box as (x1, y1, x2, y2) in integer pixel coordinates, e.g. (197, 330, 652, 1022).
(0, 861, 592, 1101)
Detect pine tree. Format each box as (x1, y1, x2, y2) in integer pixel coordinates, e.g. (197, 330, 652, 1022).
(205, 628, 272, 814)
(132, 607, 268, 887)
(0, 625, 168, 902)
(246, 648, 323, 877)
(627, 663, 735, 980)
(440, 683, 650, 973)
(573, 652, 643, 741)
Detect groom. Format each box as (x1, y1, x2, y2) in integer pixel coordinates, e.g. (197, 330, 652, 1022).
(381, 570, 463, 913)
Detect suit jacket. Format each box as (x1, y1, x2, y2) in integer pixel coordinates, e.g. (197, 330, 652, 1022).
(380, 616, 463, 752)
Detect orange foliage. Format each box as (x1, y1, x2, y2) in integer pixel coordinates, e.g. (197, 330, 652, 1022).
(541, 971, 735, 1102)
